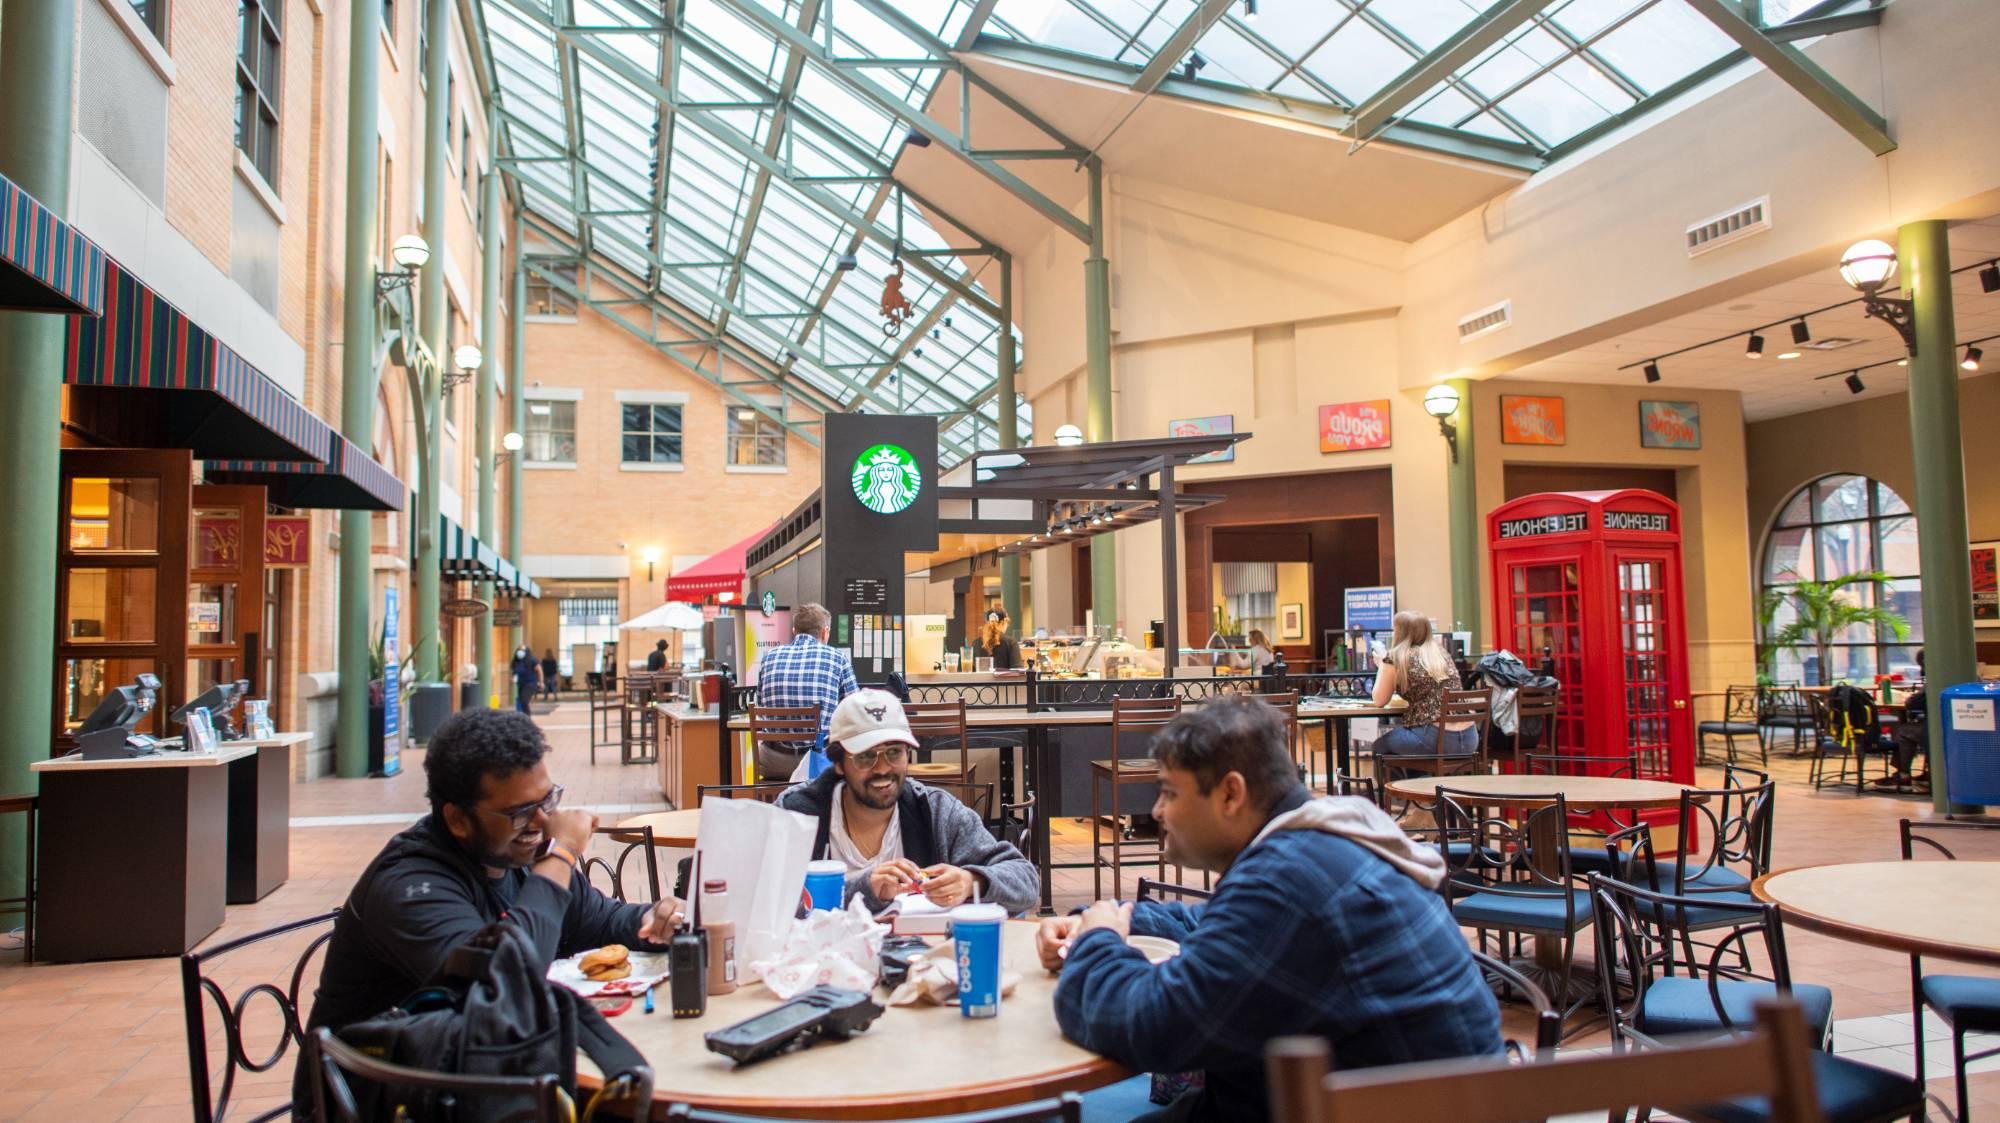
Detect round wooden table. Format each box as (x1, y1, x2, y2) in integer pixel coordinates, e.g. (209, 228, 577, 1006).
(1383, 772, 1697, 810)
(579, 920, 1129, 1118)
(1753, 861, 2000, 966)
(611, 809, 702, 848)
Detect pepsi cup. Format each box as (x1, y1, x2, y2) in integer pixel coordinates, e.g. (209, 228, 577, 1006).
(951, 903, 1006, 1018)
(804, 860, 846, 911)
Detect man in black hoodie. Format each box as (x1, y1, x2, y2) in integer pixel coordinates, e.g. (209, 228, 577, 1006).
(303, 709, 684, 1037)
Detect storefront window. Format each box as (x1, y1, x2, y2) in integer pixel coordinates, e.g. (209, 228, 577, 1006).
(1760, 474, 1920, 684)
(69, 478, 160, 552)
(67, 569, 158, 642)
(557, 595, 618, 676)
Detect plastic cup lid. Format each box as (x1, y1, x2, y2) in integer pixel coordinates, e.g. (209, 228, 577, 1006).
(806, 859, 847, 875)
(950, 903, 1007, 923)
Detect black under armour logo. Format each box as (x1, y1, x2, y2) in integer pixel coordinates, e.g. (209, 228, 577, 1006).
(864, 705, 888, 720)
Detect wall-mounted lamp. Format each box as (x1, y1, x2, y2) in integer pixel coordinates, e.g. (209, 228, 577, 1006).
(1838, 240, 1917, 353)
(642, 547, 662, 584)
(374, 234, 431, 297)
(496, 430, 524, 464)
(1423, 383, 1461, 463)
(1052, 424, 1084, 447)
(442, 343, 484, 390)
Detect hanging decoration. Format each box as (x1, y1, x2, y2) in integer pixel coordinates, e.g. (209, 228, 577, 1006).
(879, 259, 915, 336)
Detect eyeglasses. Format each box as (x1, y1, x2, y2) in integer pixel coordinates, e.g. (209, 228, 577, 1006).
(845, 745, 909, 770)
(478, 783, 564, 832)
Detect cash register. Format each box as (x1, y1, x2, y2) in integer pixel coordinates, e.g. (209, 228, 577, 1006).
(171, 678, 251, 741)
(73, 673, 166, 760)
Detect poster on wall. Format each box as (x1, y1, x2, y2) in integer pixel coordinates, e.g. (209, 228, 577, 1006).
(1500, 395, 1566, 445)
(1280, 603, 1305, 641)
(381, 585, 402, 777)
(1344, 586, 1396, 632)
(1168, 415, 1235, 463)
(1318, 400, 1392, 453)
(1973, 541, 1999, 627)
(1639, 400, 1702, 449)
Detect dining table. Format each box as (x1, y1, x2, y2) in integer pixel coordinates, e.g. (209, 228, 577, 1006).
(578, 919, 1130, 1118)
(612, 808, 704, 849)
(1753, 860, 2000, 967)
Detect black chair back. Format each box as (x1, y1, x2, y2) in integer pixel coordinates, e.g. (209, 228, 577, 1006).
(1137, 877, 1215, 904)
(181, 909, 340, 1123)
(1587, 873, 1798, 1047)
(584, 823, 662, 903)
(309, 1027, 654, 1123)
(1467, 948, 1561, 1060)
(1435, 789, 1574, 897)
(1900, 816, 2000, 860)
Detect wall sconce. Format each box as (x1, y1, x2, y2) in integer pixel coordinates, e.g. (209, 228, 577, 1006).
(1423, 383, 1461, 463)
(1052, 424, 1084, 447)
(1838, 239, 1917, 354)
(642, 547, 662, 584)
(495, 430, 523, 464)
(442, 344, 484, 391)
(375, 234, 430, 297)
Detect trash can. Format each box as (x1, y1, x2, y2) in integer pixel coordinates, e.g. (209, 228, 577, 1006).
(459, 678, 483, 713)
(408, 682, 453, 743)
(1941, 681, 2000, 806)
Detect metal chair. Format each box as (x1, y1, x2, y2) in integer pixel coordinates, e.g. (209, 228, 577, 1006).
(1605, 767, 1776, 964)
(1900, 817, 2000, 1123)
(1698, 684, 1766, 766)
(1525, 750, 1641, 877)
(748, 703, 822, 782)
(588, 670, 622, 761)
(665, 1093, 1081, 1122)
(0, 793, 35, 963)
(621, 673, 664, 766)
(905, 698, 979, 802)
(1266, 1001, 1826, 1123)
(1758, 683, 1812, 756)
(182, 909, 341, 1123)
(1088, 696, 1181, 900)
(1435, 788, 1593, 1020)
(1508, 683, 1561, 766)
(310, 1026, 655, 1123)
(583, 823, 662, 904)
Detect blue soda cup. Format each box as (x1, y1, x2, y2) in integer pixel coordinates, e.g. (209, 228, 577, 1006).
(804, 860, 846, 911)
(951, 903, 1007, 1018)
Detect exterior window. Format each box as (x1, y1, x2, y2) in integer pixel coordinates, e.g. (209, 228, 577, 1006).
(727, 407, 785, 467)
(622, 404, 683, 466)
(235, 0, 284, 183)
(129, 0, 166, 39)
(1760, 473, 1921, 685)
(461, 115, 474, 196)
(525, 399, 577, 464)
(382, 0, 395, 42)
(526, 264, 578, 317)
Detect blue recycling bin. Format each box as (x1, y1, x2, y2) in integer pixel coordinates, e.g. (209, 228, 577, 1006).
(1941, 681, 2000, 806)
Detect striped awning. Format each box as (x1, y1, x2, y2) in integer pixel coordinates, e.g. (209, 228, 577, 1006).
(65, 259, 329, 461)
(494, 556, 542, 600)
(205, 433, 405, 512)
(0, 172, 105, 315)
(436, 514, 536, 598)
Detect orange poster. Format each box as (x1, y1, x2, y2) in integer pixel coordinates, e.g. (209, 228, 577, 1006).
(1499, 394, 1566, 445)
(1318, 400, 1392, 453)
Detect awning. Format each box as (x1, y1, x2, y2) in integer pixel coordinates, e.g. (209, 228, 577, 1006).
(0, 172, 105, 315)
(666, 523, 776, 603)
(619, 601, 704, 631)
(436, 514, 539, 598)
(65, 259, 330, 461)
(205, 433, 406, 512)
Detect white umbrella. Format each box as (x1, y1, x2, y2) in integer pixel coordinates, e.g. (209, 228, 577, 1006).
(618, 601, 705, 631)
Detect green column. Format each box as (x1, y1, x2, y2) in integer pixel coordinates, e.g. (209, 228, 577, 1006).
(508, 252, 526, 650)
(1899, 221, 1977, 814)
(1084, 157, 1117, 633)
(1445, 377, 1482, 640)
(0, 0, 76, 887)
(474, 164, 500, 707)
(412, 0, 450, 685)
(997, 253, 1022, 636)
(336, 0, 383, 776)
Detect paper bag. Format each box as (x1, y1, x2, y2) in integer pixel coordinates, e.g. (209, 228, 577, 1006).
(694, 795, 818, 969)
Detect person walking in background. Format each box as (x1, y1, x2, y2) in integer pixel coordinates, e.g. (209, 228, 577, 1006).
(752, 602, 858, 779)
(1370, 611, 1477, 762)
(1245, 628, 1277, 673)
(646, 638, 669, 672)
(974, 608, 1020, 670)
(511, 645, 539, 715)
(541, 648, 560, 699)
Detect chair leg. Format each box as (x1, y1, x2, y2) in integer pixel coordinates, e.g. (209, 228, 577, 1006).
(1108, 775, 1123, 901)
(1910, 956, 1926, 1083)
(22, 801, 33, 965)
(1956, 1025, 1971, 1123)
(1091, 773, 1104, 902)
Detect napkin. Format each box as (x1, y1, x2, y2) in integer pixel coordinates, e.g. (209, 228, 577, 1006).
(749, 895, 889, 999)
(885, 944, 1023, 1008)
(546, 950, 671, 998)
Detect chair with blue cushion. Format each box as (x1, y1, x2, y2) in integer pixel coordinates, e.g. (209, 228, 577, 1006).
(1900, 817, 2000, 1123)
(1699, 685, 1767, 766)
(1525, 750, 1641, 876)
(1588, 874, 1922, 1123)
(1436, 788, 1593, 1021)
(1609, 767, 1774, 897)
(1758, 683, 1812, 756)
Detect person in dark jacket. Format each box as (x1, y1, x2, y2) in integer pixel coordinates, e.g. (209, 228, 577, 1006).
(1044, 699, 1501, 1123)
(510, 645, 539, 713)
(541, 648, 560, 697)
(303, 709, 684, 1038)
(646, 639, 669, 672)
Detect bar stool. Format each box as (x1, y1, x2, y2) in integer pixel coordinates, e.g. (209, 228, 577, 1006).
(0, 793, 36, 963)
(904, 700, 993, 818)
(1089, 696, 1181, 900)
(1508, 683, 1561, 770)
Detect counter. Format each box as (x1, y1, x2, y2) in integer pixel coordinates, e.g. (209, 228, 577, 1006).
(227, 732, 309, 903)
(655, 703, 725, 809)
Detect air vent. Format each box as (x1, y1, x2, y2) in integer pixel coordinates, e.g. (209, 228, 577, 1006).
(1457, 300, 1512, 343)
(1686, 196, 1771, 257)
(1804, 336, 1862, 351)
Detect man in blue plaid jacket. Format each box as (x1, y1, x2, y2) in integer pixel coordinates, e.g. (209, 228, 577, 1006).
(751, 602, 857, 778)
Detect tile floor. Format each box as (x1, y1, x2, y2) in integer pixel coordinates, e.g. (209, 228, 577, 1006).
(0, 708, 1994, 1120)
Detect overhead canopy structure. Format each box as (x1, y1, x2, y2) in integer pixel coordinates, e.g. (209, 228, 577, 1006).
(0, 171, 105, 315)
(619, 601, 705, 632)
(205, 434, 406, 512)
(436, 514, 540, 599)
(667, 523, 779, 604)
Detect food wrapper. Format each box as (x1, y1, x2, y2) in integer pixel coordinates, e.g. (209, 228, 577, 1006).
(694, 795, 820, 968)
(885, 943, 1022, 1008)
(749, 895, 889, 999)
(546, 950, 671, 997)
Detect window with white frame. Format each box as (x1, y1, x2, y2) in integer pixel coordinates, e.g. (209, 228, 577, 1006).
(726, 406, 785, 467)
(130, 0, 167, 39)
(526, 264, 578, 318)
(525, 398, 577, 464)
(622, 403, 683, 466)
(235, 0, 284, 183)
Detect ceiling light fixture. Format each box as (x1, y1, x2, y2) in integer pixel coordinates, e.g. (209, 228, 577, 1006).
(1181, 51, 1207, 80)
(1964, 346, 1984, 371)
(1776, 351, 1801, 360)
(1981, 261, 2000, 294)
(902, 129, 932, 148)
(1845, 371, 1866, 394)
(1790, 319, 1811, 345)
(1745, 333, 1765, 359)
(835, 253, 858, 271)
(1644, 361, 1661, 383)
(1243, 0, 1258, 18)
(1053, 424, 1084, 447)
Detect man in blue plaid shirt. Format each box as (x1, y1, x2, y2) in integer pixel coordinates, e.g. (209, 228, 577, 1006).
(1042, 699, 1500, 1122)
(751, 602, 858, 778)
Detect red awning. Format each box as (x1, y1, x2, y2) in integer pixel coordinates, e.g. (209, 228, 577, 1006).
(666, 523, 776, 603)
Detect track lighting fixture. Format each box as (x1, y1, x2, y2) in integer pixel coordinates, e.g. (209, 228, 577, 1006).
(1181, 51, 1206, 80)
(1982, 261, 2000, 294)
(1845, 372, 1865, 394)
(1644, 362, 1661, 384)
(1791, 319, 1811, 345)
(1243, 0, 1258, 18)
(1965, 346, 1984, 371)
(902, 129, 932, 148)
(835, 253, 857, 271)
(1745, 333, 1765, 359)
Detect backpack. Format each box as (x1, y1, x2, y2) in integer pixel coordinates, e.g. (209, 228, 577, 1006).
(1826, 684, 1879, 748)
(333, 923, 647, 1122)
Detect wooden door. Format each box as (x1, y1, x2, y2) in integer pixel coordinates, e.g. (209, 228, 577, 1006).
(55, 449, 192, 750)
(189, 484, 268, 717)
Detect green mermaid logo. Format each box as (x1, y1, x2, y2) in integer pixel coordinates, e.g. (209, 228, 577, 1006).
(851, 443, 921, 514)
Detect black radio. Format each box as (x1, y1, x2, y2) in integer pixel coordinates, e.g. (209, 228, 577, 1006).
(703, 986, 884, 1066)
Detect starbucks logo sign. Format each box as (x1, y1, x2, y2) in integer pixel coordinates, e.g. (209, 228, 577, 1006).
(851, 443, 922, 515)
(760, 590, 777, 618)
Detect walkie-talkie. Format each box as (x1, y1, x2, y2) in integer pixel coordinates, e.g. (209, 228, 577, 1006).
(669, 852, 709, 1018)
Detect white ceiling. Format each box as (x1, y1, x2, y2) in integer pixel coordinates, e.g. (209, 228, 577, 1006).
(1502, 217, 2000, 421)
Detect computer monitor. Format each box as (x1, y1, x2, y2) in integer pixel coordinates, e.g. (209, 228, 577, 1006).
(74, 673, 162, 758)
(171, 679, 249, 738)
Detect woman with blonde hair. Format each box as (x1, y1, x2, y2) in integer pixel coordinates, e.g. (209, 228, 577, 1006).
(1370, 610, 1477, 760)
(1244, 627, 1276, 673)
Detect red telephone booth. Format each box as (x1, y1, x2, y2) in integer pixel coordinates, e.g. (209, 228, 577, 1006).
(1487, 490, 1695, 795)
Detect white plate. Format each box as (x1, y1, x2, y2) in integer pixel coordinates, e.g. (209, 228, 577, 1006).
(1127, 936, 1181, 964)
(546, 949, 671, 997)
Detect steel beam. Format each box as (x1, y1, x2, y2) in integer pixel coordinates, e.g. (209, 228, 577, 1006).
(554, 0, 593, 257)
(849, 290, 962, 409)
(1349, 0, 1559, 141)
(954, 0, 1002, 51)
(1763, 5, 1885, 42)
(1681, 0, 1894, 155)
(1131, 0, 1235, 96)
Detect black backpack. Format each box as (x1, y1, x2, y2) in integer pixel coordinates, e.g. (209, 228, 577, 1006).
(333, 923, 646, 1121)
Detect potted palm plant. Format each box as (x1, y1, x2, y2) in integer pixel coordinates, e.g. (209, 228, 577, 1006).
(1758, 571, 1910, 685)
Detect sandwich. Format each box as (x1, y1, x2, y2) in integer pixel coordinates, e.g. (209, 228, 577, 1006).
(579, 943, 631, 982)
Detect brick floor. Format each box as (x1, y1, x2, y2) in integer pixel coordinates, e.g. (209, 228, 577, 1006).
(0, 706, 1992, 1119)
